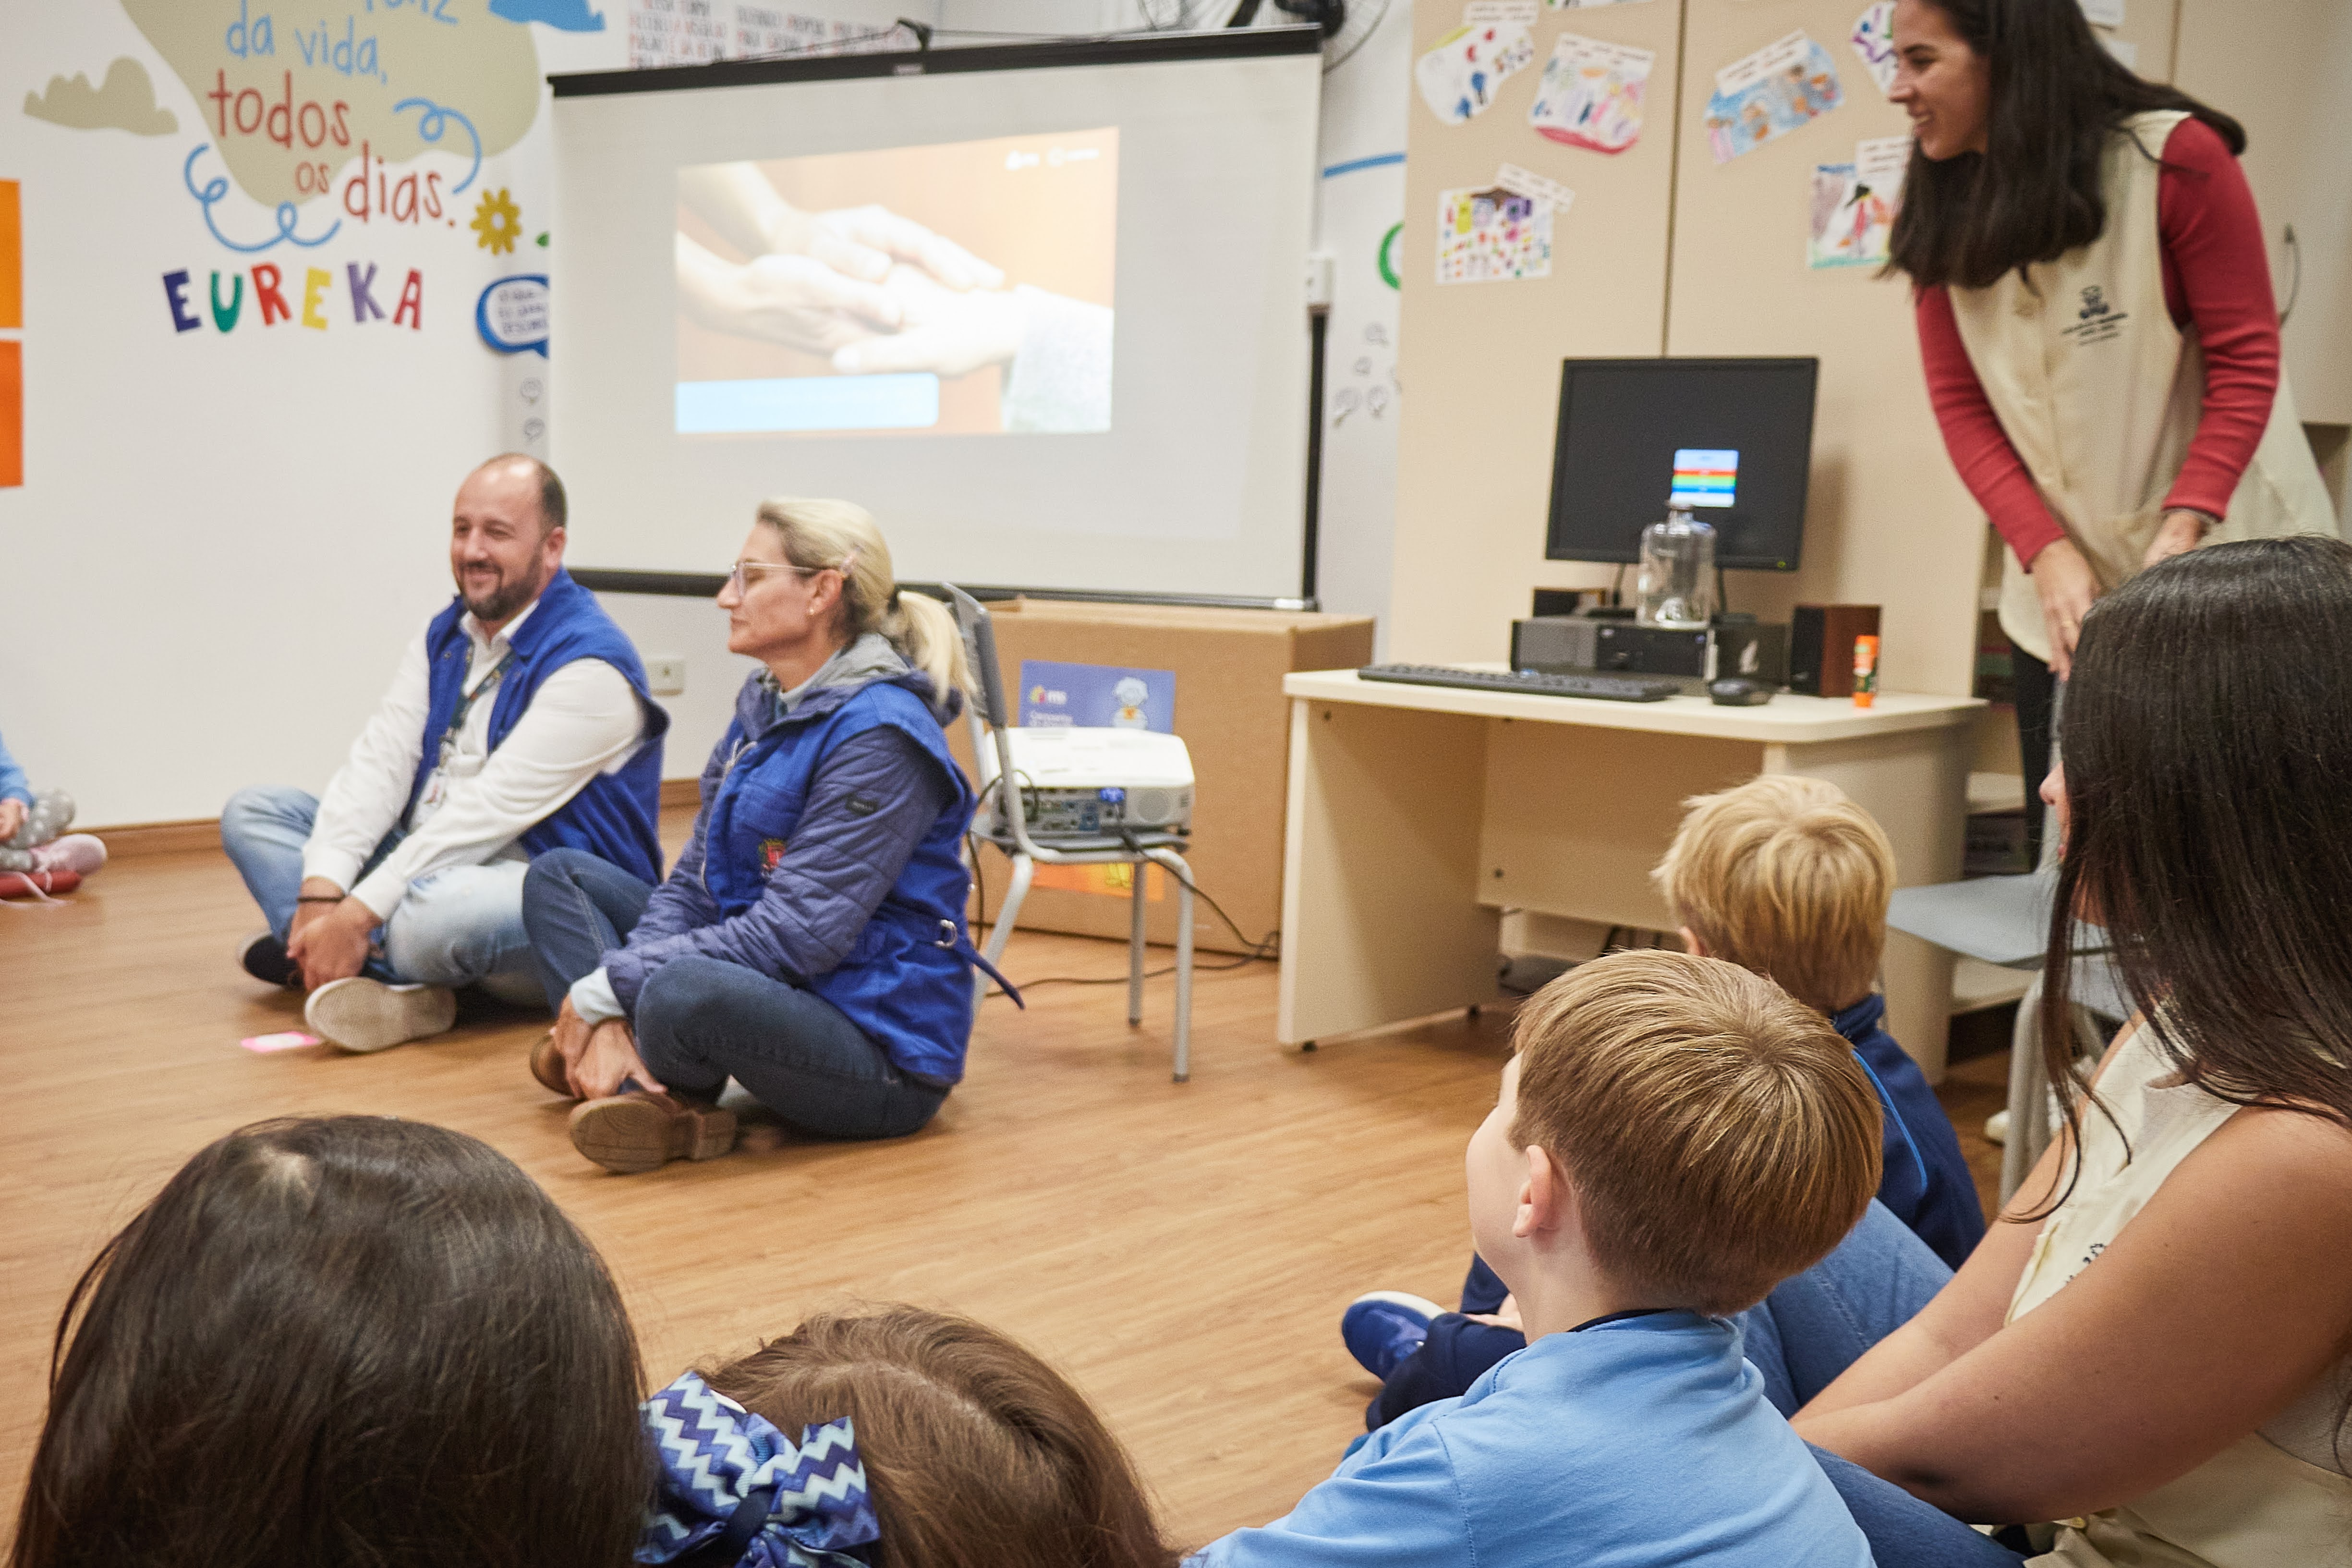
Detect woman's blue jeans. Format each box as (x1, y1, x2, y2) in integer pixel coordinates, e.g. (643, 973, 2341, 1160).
(521, 848, 947, 1140)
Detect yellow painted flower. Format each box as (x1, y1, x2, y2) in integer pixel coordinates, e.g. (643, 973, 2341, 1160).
(470, 187, 522, 255)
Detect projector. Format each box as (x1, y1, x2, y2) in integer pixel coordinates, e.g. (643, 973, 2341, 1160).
(976, 728, 1196, 841)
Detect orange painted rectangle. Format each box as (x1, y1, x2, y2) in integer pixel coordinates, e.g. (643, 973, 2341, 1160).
(0, 181, 18, 329)
(0, 340, 20, 486)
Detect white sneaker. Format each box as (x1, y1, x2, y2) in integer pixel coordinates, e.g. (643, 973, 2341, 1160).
(305, 977, 459, 1054)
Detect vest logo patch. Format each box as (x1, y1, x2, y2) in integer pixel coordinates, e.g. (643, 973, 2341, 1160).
(845, 792, 881, 817)
(759, 837, 787, 872)
(2062, 283, 2129, 348)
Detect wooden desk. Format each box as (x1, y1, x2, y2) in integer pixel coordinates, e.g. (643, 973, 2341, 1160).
(1277, 671, 1985, 1077)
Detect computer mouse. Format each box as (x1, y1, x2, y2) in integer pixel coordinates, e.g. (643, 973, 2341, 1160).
(1708, 678, 1774, 706)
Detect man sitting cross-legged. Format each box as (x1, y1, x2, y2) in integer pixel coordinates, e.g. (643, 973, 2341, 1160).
(221, 454, 669, 1052)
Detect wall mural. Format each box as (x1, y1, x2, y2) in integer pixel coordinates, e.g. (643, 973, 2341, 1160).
(21, 1, 574, 343)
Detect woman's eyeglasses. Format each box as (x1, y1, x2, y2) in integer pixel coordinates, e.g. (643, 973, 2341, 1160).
(726, 560, 828, 596)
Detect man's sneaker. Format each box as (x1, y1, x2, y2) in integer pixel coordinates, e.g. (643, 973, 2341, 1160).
(237, 931, 302, 988)
(30, 835, 106, 876)
(569, 1091, 738, 1175)
(1340, 1291, 1446, 1380)
(304, 977, 458, 1053)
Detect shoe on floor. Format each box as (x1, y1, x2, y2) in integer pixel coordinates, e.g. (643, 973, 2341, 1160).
(569, 1091, 738, 1175)
(529, 1031, 572, 1097)
(305, 977, 458, 1053)
(1341, 1290, 1446, 1380)
(237, 930, 302, 988)
(0, 868, 79, 900)
(30, 834, 106, 876)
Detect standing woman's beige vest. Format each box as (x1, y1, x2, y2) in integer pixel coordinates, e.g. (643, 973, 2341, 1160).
(1950, 110, 2338, 663)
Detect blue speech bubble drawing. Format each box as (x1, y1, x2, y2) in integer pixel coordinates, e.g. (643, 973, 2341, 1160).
(476, 274, 549, 356)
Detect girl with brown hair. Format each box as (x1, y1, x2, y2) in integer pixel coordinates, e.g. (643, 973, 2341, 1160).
(12, 1116, 649, 1568)
(641, 1305, 1179, 1568)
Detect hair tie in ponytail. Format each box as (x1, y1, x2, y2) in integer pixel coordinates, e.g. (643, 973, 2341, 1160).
(641, 1372, 879, 1568)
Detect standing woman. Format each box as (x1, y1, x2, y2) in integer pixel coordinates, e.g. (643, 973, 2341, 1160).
(1888, 0, 2335, 848)
(521, 498, 984, 1174)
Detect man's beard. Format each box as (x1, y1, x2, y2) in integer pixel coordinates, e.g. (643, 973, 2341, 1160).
(462, 559, 546, 624)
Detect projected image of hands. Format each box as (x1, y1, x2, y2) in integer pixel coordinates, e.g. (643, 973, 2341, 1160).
(675, 130, 1116, 437)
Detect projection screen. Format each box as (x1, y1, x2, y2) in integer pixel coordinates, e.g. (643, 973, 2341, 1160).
(549, 28, 1323, 604)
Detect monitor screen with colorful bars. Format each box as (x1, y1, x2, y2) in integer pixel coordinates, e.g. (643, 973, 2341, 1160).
(1670, 448, 1738, 508)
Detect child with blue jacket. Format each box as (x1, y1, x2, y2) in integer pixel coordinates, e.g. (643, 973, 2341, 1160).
(0, 725, 105, 887)
(1350, 774, 1983, 1426)
(1192, 949, 1879, 1568)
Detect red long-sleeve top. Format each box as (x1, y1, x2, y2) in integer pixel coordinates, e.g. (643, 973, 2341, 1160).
(1915, 118, 2280, 568)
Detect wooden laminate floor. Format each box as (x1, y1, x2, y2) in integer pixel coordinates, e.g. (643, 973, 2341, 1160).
(0, 817, 2012, 1549)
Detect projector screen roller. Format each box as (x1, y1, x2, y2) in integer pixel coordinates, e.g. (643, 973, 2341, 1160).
(551, 30, 1322, 602)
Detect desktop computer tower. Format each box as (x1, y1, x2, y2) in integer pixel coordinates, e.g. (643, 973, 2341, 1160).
(1511, 614, 1789, 685)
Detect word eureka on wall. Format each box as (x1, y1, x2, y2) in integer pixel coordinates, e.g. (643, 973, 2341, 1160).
(162, 262, 424, 333)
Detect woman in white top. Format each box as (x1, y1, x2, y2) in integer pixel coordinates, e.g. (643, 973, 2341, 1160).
(1785, 536, 2352, 1567)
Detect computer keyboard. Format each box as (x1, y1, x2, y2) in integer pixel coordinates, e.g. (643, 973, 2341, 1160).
(1356, 665, 1681, 703)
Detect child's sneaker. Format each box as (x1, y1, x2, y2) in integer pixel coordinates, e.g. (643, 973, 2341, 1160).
(0, 868, 79, 899)
(30, 834, 106, 876)
(1340, 1291, 1445, 1379)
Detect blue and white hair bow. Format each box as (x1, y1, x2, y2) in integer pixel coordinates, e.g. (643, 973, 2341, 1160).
(638, 1372, 881, 1568)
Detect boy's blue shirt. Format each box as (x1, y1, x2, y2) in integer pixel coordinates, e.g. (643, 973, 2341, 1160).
(1834, 993, 1986, 1270)
(1191, 1313, 1873, 1568)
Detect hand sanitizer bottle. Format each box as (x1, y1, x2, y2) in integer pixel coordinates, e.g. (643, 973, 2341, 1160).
(1636, 500, 1718, 631)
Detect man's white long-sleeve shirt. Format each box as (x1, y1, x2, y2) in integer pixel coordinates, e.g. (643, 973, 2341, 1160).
(302, 597, 646, 920)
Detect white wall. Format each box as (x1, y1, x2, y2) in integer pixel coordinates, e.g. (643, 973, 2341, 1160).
(0, 2, 630, 828)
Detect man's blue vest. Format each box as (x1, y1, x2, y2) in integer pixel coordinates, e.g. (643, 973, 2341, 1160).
(408, 568, 669, 884)
(701, 674, 976, 1083)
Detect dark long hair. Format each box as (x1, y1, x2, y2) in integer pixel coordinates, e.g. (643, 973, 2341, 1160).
(1887, 0, 2245, 289)
(13, 1117, 650, 1568)
(2041, 539, 2352, 1175)
(704, 1305, 1179, 1568)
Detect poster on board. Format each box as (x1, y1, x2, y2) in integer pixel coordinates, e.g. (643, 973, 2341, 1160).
(1528, 33, 1654, 153)
(1436, 164, 1571, 284)
(1704, 31, 1844, 163)
(1415, 18, 1536, 125)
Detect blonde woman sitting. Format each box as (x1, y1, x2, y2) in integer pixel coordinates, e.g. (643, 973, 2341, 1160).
(521, 499, 983, 1173)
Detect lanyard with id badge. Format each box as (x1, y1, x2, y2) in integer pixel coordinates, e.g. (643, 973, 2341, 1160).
(415, 644, 516, 819)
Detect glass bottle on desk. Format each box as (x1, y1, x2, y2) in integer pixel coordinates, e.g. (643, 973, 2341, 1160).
(1636, 501, 1717, 630)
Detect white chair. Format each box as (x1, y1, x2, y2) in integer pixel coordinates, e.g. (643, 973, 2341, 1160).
(940, 585, 1198, 1082)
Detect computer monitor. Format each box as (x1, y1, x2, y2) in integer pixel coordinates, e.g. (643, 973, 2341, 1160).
(1543, 357, 1819, 571)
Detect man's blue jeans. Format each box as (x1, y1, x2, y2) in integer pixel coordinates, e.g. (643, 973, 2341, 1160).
(521, 847, 947, 1141)
(219, 785, 543, 1003)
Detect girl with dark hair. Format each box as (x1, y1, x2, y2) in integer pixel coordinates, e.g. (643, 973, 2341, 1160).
(640, 1304, 1180, 1568)
(1885, 0, 2335, 854)
(13, 1117, 651, 1568)
(1716, 539, 2352, 1568)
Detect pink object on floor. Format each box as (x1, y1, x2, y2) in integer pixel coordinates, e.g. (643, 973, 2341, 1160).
(31, 835, 106, 876)
(240, 1031, 323, 1053)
